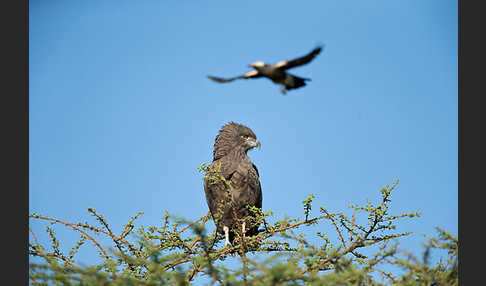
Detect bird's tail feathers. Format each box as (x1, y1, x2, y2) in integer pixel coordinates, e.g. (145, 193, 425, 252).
(294, 75, 311, 82)
(285, 74, 309, 90)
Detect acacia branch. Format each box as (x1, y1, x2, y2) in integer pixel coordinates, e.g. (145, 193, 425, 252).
(29, 228, 40, 248)
(266, 215, 328, 235)
(29, 214, 110, 260)
(188, 211, 211, 250)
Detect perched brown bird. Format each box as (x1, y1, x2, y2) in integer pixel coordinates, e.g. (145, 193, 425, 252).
(207, 46, 323, 94)
(203, 122, 262, 247)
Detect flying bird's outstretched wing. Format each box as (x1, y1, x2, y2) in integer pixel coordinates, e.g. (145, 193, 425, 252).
(274, 46, 323, 70)
(207, 70, 261, 83)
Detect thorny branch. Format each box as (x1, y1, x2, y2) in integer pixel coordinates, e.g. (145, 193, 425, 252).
(29, 179, 421, 284)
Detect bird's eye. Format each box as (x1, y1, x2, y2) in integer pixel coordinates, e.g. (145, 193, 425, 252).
(242, 135, 249, 140)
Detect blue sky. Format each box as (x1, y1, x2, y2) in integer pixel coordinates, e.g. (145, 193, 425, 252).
(29, 0, 457, 278)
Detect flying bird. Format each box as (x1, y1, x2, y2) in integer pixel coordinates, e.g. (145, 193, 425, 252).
(203, 122, 262, 247)
(207, 46, 323, 94)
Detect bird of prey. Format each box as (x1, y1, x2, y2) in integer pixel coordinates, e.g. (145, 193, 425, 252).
(207, 46, 323, 94)
(203, 122, 262, 247)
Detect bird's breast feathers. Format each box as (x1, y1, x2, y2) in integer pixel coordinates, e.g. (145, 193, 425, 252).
(231, 161, 258, 187)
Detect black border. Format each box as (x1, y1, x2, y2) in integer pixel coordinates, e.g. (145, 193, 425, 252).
(2, 0, 29, 283)
(458, 0, 482, 284)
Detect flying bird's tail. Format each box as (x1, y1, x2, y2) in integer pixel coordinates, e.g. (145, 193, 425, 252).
(285, 74, 310, 90)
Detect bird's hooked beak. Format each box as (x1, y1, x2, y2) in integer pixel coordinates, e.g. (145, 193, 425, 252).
(249, 138, 261, 150)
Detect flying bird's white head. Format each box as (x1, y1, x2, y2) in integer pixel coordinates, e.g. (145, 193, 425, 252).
(249, 61, 265, 68)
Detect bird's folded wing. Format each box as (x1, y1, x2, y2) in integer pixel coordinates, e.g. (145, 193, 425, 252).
(207, 70, 261, 83)
(274, 46, 323, 70)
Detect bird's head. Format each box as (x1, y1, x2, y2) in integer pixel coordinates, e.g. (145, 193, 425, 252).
(249, 61, 265, 69)
(213, 122, 261, 160)
(239, 132, 261, 151)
